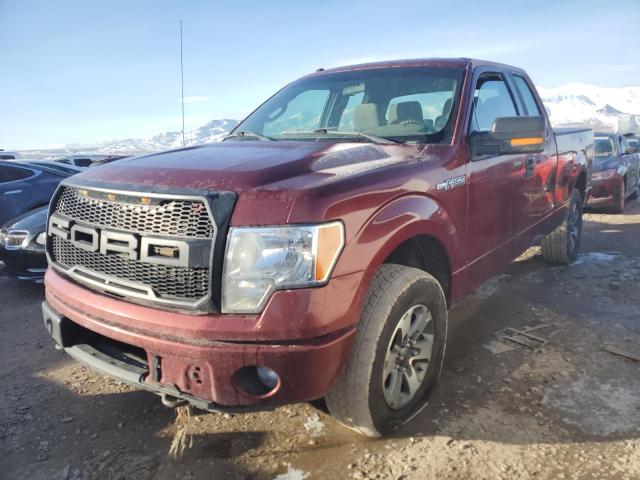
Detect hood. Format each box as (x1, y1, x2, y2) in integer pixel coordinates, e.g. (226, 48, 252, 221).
(593, 155, 621, 172)
(71, 141, 419, 194)
(2, 206, 48, 231)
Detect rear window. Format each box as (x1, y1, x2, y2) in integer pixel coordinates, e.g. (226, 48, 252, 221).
(74, 158, 93, 167)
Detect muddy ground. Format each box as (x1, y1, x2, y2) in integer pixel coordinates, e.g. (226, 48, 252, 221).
(1, 202, 639, 480)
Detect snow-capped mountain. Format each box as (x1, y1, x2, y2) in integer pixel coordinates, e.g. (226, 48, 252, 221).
(538, 83, 640, 133)
(76, 119, 239, 155)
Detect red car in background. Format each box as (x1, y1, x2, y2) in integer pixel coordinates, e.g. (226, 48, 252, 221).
(588, 132, 640, 213)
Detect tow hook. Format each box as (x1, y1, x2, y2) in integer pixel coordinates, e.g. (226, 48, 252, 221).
(161, 394, 188, 409)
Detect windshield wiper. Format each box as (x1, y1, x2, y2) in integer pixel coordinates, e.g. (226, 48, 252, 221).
(312, 128, 398, 144)
(223, 131, 273, 141)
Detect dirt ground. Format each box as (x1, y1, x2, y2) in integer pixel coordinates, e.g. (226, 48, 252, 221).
(1, 202, 639, 480)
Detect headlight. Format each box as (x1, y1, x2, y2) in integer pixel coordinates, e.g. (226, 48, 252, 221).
(1, 230, 29, 248)
(35, 232, 47, 246)
(222, 222, 344, 314)
(592, 169, 616, 181)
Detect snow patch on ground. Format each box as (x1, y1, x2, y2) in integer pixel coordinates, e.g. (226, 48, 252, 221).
(303, 413, 326, 437)
(273, 464, 310, 480)
(571, 252, 619, 266)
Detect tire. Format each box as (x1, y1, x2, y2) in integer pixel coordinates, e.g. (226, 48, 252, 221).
(541, 188, 583, 265)
(611, 179, 626, 214)
(325, 264, 447, 437)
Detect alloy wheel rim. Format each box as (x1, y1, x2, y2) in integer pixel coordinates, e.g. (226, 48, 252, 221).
(382, 304, 435, 410)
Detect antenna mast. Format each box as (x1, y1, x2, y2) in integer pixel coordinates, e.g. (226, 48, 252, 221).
(180, 19, 186, 147)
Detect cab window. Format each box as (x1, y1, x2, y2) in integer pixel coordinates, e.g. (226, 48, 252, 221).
(513, 75, 542, 116)
(470, 75, 518, 133)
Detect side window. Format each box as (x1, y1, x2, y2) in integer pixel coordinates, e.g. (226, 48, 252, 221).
(0, 165, 34, 184)
(263, 89, 330, 136)
(513, 75, 542, 116)
(338, 92, 365, 129)
(470, 75, 518, 132)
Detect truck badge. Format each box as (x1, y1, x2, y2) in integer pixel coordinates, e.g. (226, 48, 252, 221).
(436, 175, 466, 191)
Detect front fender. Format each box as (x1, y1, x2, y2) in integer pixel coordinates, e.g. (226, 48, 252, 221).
(334, 193, 464, 280)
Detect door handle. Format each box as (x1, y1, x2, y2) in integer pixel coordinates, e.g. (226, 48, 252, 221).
(525, 157, 536, 178)
(4, 190, 22, 195)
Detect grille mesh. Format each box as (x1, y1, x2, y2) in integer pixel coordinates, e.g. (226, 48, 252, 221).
(55, 187, 214, 238)
(50, 186, 215, 306)
(52, 237, 210, 300)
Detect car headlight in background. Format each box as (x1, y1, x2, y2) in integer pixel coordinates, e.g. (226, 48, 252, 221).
(1, 230, 29, 248)
(222, 222, 345, 314)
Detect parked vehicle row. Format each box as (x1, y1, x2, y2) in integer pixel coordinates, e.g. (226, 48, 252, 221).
(0, 161, 82, 281)
(39, 58, 594, 436)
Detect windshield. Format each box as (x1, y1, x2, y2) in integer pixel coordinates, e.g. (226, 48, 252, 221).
(595, 137, 616, 157)
(234, 66, 464, 144)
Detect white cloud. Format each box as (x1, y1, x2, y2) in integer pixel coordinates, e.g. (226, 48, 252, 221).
(180, 96, 211, 104)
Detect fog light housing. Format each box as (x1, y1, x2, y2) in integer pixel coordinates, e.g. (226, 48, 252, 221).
(232, 365, 281, 397)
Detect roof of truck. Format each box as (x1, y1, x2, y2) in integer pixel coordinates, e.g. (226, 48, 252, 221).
(307, 58, 527, 77)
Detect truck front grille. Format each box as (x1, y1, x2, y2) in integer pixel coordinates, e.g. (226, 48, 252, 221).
(48, 185, 217, 310)
(56, 186, 214, 238)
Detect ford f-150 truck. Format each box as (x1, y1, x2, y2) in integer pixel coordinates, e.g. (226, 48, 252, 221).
(42, 58, 594, 436)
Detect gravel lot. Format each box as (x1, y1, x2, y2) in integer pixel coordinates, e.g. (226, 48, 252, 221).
(1, 202, 639, 480)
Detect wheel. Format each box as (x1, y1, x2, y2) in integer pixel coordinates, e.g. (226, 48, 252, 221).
(612, 179, 626, 214)
(541, 188, 583, 265)
(325, 264, 447, 437)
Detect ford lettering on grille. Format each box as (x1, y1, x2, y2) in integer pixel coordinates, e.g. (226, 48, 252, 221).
(47, 185, 216, 310)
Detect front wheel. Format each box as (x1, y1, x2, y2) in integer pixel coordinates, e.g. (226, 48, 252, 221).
(325, 264, 447, 437)
(541, 188, 583, 265)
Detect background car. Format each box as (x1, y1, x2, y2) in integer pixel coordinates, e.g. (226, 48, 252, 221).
(54, 154, 108, 168)
(88, 155, 129, 167)
(0, 150, 21, 160)
(0, 206, 48, 282)
(0, 160, 81, 225)
(587, 132, 640, 212)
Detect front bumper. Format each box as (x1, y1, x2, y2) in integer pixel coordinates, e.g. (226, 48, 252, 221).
(0, 246, 47, 282)
(43, 270, 359, 409)
(587, 174, 622, 208)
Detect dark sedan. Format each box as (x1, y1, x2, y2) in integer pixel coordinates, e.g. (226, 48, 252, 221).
(0, 206, 48, 282)
(587, 132, 640, 213)
(0, 160, 81, 225)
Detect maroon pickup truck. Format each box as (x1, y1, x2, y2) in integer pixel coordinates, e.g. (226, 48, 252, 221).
(42, 58, 594, 436)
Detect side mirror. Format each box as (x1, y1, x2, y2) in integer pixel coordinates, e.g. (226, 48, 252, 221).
(469, 116, 546, 159)
(625, 147, 639, 155)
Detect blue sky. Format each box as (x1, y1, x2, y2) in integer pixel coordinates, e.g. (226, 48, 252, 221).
(1, 0, 639, 149)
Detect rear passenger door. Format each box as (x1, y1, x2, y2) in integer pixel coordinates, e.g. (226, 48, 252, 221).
(465, 71, 524, 280)
(510, 73, 557, 235)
